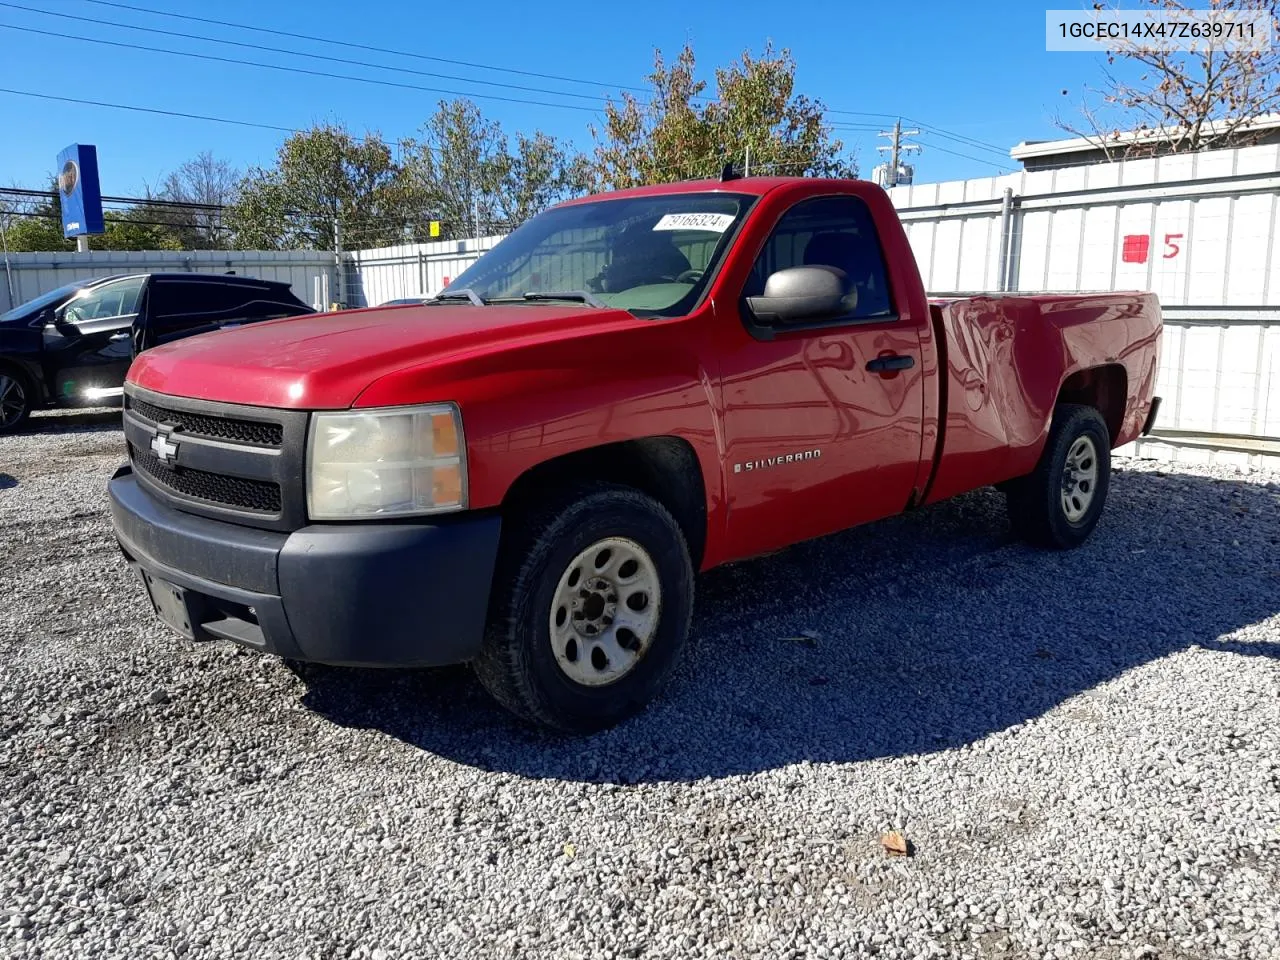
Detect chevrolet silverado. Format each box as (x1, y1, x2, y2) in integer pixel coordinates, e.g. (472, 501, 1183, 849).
(107, 174, 1163, 732)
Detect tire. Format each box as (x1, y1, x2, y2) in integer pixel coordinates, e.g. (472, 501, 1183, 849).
(474, 483, 695, 733)
(1005, 403, 1111, 549)
(0, 365, 33, 434)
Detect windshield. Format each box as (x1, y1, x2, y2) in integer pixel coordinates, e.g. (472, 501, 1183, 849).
(0, 280, 89, 323)
(444, 192, 754, 317)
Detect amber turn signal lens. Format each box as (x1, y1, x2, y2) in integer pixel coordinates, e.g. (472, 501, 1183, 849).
(432, 464, 463, 505)
(432, 412, 459, 457)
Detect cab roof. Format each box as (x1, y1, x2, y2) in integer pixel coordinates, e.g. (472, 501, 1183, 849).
(557, 175, 873, 206)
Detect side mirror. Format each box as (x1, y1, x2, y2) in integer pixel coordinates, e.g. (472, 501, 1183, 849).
(39, 307, 77, 338)
(745, 265, 856, 325)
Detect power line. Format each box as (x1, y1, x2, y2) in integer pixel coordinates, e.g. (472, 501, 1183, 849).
(18, 6, 1009, 166)
(914, 139, 1009, 169)
(903, 118, 1007, 154)
(0, 87, 471, 171)
(44, 2, 1010, 156)
(0, 22, 606, 114)
(0, 1, 614, 105)
(0, 186, 226, 211)
(0, 208, 236, 231)
(826, 109, 901, 119)
(0, 85, 301, 135)
(0, 79, 1008, 186)
(834, 119, 1009, 158)
(79, 0, 652, 95)
(911, 126, 1010, 158)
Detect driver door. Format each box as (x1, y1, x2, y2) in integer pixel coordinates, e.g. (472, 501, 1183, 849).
(42, 276, 147, 403)
(718, 194, 927, 559)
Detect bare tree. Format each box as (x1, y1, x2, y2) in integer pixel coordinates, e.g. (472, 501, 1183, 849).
(160, 151, 240, 248)
(1057, 0, 1280, 159)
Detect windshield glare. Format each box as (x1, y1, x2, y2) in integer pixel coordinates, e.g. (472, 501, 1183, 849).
(0, 280, 88, 323)
(445, 192, 753, 317)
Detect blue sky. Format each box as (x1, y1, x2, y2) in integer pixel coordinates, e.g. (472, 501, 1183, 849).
(0, 0, 1116, 196)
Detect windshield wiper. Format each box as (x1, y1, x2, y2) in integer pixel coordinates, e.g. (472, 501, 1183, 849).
(429, 288, 488, 306)
(519, 290, 608, 308)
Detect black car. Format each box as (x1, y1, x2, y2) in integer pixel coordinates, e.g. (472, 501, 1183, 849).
(0, 273, 314, 433)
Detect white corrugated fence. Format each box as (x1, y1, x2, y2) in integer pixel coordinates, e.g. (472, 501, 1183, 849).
(885, 142, 1280, 468)
(344, 236, 503, 307)
(0, 249, 335, 315)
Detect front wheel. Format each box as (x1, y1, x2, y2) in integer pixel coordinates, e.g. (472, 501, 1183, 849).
(0, 367, 32, 434)
(1005, 403, 1112, 549)
(474, 484, 695, 733)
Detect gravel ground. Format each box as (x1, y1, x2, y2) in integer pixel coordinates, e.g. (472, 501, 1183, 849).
(1, 409, 1278, 960)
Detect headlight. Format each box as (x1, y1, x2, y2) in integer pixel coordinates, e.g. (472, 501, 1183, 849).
(306, 403, 467, 519)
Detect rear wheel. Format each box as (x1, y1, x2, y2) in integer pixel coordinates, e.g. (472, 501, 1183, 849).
(474, 483, 694, 733)
(0, 367, 32, 434)
(1006, 403, 1111, 549)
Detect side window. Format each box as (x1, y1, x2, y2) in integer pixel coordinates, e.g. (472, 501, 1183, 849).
(151, 281, 285, 321)
(149, 280, 233, 319)
(185, 282, 257, 317)
(745, 195, 894, 320)
(60, 276, 146, 323)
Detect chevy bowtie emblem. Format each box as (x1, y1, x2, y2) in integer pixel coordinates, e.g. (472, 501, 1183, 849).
(150, 431, 179, 465)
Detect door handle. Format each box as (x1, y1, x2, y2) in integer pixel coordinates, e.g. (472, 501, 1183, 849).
(109, 332, 131, 341)
(866, 354, 914, 373)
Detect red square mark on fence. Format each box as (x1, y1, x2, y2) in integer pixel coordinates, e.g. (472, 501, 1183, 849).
(1121, 234, 1150, 264)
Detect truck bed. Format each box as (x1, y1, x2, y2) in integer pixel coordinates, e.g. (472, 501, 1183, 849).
(923, 291, 1162, 505)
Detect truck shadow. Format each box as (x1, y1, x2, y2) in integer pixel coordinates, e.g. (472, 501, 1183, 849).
(297, 466, 1280, 782)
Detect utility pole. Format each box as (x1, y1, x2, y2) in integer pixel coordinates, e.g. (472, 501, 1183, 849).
(876, 119, 921, 188)
(744, 144, 751, 178)
(0, 213, 14, 311)
(332, 206, 342, 312)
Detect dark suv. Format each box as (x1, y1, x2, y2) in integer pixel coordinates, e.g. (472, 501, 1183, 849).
(0, 273, 314, 433)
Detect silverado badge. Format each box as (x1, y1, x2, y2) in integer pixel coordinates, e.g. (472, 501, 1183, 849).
(733, 448, 822, 473)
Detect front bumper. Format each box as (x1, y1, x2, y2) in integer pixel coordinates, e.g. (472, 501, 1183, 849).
(108, 466, 502, 667)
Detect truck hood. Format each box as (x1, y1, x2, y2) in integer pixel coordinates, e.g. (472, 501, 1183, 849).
(128, 303, 644, 408)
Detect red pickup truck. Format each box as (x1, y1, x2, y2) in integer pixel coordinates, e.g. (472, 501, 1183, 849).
(108, 174, 1162, 732)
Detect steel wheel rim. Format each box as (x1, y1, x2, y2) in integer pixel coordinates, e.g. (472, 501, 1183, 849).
(549, 536, 661, 687)
(1061, 435, 1099, 523)
(0, 375, 26, 428)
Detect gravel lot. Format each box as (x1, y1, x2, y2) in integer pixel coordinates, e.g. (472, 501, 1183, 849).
(1, 410, 1278, 960)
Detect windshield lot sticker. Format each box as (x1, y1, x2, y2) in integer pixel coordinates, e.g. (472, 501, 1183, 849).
(653, 212, 736, 232)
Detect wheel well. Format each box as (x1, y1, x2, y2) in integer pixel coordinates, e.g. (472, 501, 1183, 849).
(501, 437, 708, 568)
(1057, 365, 1127, 444)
